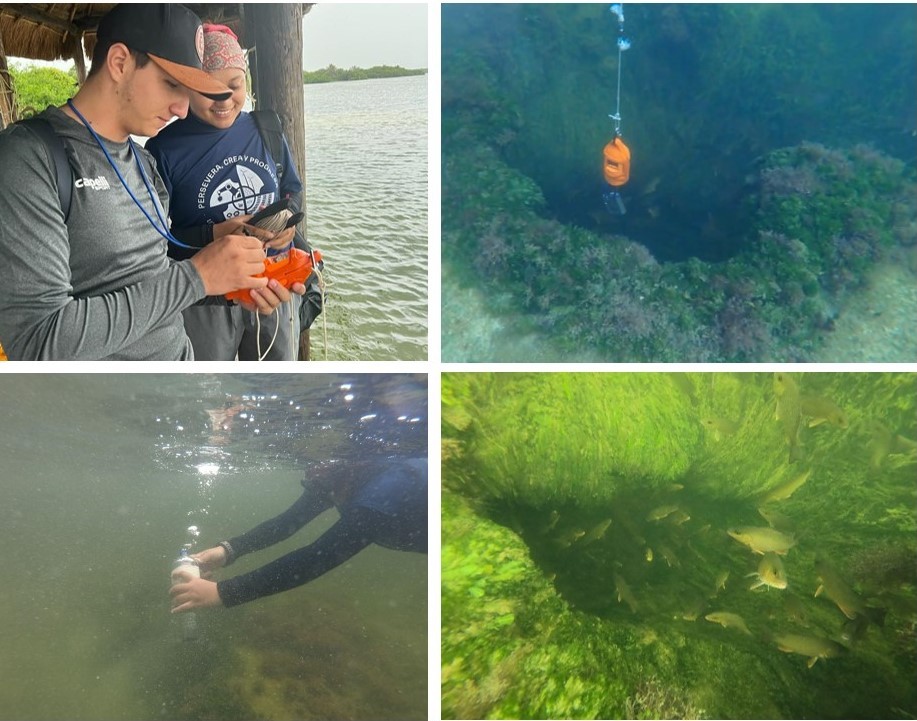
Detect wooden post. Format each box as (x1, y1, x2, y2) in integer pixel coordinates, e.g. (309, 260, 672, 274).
(243, 3, 307, 224)
(243, 3, 312, 360)
(0, 26, 16, 129)
(64, 5, 86, 85)
(72, 37, 86, 85)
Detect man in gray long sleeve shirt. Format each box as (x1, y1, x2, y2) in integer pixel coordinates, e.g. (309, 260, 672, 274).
(0, 4, 301, 360)
(0, 107, 205, 360)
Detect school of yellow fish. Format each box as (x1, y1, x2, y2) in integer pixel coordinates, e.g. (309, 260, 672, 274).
(702, 374, 887, 667)
(538, 373, 909, 670)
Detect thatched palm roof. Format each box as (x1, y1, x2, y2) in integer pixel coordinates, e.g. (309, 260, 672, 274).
(0, 4, 315, 61)
(0, 4, 115, 61)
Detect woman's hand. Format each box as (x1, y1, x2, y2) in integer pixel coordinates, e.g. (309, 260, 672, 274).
(261, 226, 296, 250)
(212, 215, 254, 240)
(170, 572, 223, 613)
(234, 224, 295, 250)
(238, 278, 306, 315)
(212, 216, 296, 249)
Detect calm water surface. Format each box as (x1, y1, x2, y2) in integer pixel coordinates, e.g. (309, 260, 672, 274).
(0, 374, 428, 721)
(305, 75, 428, 361)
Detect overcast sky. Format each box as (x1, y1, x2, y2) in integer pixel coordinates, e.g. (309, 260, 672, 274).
(302, 4, 428, 71)
(12, 4, 429, 72)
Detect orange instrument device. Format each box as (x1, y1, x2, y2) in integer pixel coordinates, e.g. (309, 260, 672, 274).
(225, 247, 322, 305)
(224, 198, 321, 305)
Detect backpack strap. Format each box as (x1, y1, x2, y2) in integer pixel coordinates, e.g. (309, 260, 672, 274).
(17, 117, 73, 222)
(251, 109, 285, 184)
(250, 109, 310, 248)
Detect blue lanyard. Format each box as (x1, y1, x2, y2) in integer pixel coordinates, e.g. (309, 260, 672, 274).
(66, 99, 195, 249)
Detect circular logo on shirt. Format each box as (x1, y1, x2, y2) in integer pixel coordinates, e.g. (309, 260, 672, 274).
(211, 166, 272, 219)
(196, 153, 278, 218)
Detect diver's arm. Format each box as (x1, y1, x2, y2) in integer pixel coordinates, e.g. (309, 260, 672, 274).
(226, 486, 334, 559)
(217, 506, 382, 607)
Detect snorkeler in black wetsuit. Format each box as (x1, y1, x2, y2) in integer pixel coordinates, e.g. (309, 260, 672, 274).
(169, 458, 427, 611)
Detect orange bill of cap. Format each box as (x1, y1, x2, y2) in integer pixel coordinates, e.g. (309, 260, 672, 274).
(147, 54, 232, 101)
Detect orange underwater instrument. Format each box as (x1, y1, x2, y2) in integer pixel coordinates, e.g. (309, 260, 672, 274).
(603, 136, 631, 187)
(225, 247, 322, 305)
(602, 133, 631, 215)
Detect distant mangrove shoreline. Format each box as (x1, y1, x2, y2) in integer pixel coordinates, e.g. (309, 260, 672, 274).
(302, 64, 426, 84)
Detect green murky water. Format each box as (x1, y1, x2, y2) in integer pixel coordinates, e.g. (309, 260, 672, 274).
(0, 374, 427, 721)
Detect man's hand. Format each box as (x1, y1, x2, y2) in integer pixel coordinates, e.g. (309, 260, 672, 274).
(190, 234, 268, 296)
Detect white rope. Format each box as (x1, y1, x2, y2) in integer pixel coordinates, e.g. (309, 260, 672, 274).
(249, 206, 292, 360)
(613, 43, 623, 135)
(313, 265, 329, 361)
(609, 3, 630, 136)
(255, 304, 282, 361)
(254, 266, 329, 362)
(289, 297, 296, 360)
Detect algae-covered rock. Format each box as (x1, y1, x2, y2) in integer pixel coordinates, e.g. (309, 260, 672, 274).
(441, 491, 561, 717)
(442, 491, 709, 719)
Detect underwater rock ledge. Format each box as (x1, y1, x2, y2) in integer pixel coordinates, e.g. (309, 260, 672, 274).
(442, 139, 916, 362)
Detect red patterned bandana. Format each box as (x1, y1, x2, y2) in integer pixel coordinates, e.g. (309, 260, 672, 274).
(202, 23, 246, 73)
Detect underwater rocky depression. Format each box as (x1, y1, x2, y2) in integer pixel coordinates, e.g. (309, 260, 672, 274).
(441, 373, 917, 719)
(442, 4, 917, 362)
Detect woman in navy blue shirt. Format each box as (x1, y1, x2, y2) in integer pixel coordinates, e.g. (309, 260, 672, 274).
(147, 24, 309, 360)
(170, 458, 428, 611)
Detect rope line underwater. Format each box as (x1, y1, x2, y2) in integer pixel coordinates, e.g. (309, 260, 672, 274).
(603, 3, 632, 216)
(609, 3, 631, 136)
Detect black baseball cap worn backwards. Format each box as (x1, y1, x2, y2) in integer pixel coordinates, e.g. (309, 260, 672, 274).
(97, 4, 232, 101)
